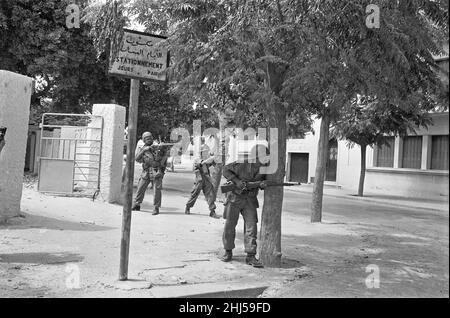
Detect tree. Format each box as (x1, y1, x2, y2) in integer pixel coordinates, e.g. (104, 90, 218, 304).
(0, 0, 131, 120)
(332, 97, 433, 197)
(0, 0, 201, 140)
(88, 0, 448, 266)
(281, 0, 448, 222)
(124, 0, 314, 266)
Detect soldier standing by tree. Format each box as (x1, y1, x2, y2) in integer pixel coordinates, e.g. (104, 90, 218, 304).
(132, 132, 168, 215)
(185, 136, 220, 218)
(220, 145, 267, 268)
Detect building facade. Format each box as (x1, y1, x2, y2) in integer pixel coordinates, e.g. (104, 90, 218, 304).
(287, 43, 449, 200)
(286, 112, 449, 200)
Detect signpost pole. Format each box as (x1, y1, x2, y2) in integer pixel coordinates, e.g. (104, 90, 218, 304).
(119, 78, 140, 281)
(110, 28, 168, 282)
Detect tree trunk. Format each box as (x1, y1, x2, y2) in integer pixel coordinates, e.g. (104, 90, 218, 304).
(358, 144, 367, 197)
(260, 102, 286, 267)
(260, 63, 287, 267)
(210, 114, 227, 203)
(311, 112, 330, 223)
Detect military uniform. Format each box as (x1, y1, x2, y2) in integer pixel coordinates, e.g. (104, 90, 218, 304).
(133, 143, 169, 211)
(221, 161, 265, 266)
(0, 127, 5, 155)
(185, 143, 217, 215)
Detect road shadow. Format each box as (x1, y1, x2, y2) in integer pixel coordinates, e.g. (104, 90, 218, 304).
(181, 286, 269, 298)
(280, 257, 306, 269)
(0, 252, 83, 264)
(223, 251, 304, 269)
(0, 212, 115, 232)
(139, 206, 180, 213)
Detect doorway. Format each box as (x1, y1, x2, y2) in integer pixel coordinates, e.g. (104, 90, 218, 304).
(289, 153, 309, 183)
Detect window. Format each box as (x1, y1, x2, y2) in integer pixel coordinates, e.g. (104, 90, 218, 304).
(375, 137, 395, 167)
(431, 135, 449, 170)
(402, 136, 422, 169)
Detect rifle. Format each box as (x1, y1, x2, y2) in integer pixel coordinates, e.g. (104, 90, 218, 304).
(221, 180, 300, 194)
(0, 127, 6, 142)
(149, 143, 174, 161)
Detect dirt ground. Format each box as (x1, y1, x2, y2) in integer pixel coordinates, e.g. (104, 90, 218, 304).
(0, 177, 448, 298)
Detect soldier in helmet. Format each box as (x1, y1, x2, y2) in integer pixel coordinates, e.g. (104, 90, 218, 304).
(132, 131, 168, 215)
(185, 136, 220, 218)
(220, 144, 267, 268)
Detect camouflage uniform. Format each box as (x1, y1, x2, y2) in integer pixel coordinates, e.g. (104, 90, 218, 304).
(133, 144, 169, 209)
(222, 161, 265, 256)
(185, 144, 217, 212)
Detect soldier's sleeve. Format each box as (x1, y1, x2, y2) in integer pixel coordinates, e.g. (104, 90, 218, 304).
(202, 153, 217, 166)
(223, 163, 241, 183)
(254, 172, 266, 181)
(254, 163, 267, 181)
(158, 147, 170, 173)
(135, 145, 144, 163)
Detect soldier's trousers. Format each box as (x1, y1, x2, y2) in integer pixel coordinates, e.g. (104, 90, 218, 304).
(222, 199, 258, 255)
(186, 178, 216, 211)
(134, 174, 163, 208)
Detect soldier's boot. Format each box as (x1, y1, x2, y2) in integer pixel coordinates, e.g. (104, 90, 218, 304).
(131, 204, 140, 211)
(220, 250, 233, 262)
(245, 254, 264, 268)
(185, 206, 191, 214)
(152, 207, 160, 215)
(209, 209, 220, 219)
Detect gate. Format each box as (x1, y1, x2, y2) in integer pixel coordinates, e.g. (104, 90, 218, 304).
(37, 113, 103, 197)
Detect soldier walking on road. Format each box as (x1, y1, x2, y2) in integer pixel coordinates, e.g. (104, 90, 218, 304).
(185, 137, 220, 218)
(132, 131, 168, 215)
(220, 145, 267, 268)
(0, 127, 6, 156)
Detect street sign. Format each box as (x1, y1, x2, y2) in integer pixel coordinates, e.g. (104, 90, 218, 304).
(110, 28, 169, 281)
(109, 29, 169, 82)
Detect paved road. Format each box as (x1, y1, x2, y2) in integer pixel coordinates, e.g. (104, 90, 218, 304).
(161, 170, 449, 297)
(164, 169, 447, 232)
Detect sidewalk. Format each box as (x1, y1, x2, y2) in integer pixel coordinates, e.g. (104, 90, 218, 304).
(0, 186, 300, 298)
(1, 180, 448, 298)
(285, 183, 449, 213)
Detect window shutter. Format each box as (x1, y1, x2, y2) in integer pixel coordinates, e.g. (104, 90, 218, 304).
(402, 136, 422, 169)
(376, 137, 395, 168)
(431, 135, 449, 170)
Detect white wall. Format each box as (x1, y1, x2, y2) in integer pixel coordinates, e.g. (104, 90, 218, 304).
(93, 104, 125, 203)
(286, 118, 321, 183)
(335, 112, 449, 199)
(286, 112, 449, 199)
(0, 71, 33, 222)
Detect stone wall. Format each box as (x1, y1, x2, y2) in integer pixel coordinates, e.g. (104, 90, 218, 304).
(92, 104, 126, 203)
(0, 71, 33, 222)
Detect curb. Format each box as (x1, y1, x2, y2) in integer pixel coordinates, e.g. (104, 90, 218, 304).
(285, 187, 449, 213)
(149, 282, 269, 298)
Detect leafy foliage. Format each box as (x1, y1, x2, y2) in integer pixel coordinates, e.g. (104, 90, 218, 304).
(0, 0, 131, 121)
(332, 96, 433, 148)
(1, 0, 207, 138)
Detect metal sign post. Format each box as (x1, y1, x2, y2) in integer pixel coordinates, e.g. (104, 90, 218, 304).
(119, 78, 139, 281)
(109, 29, 168, 281)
